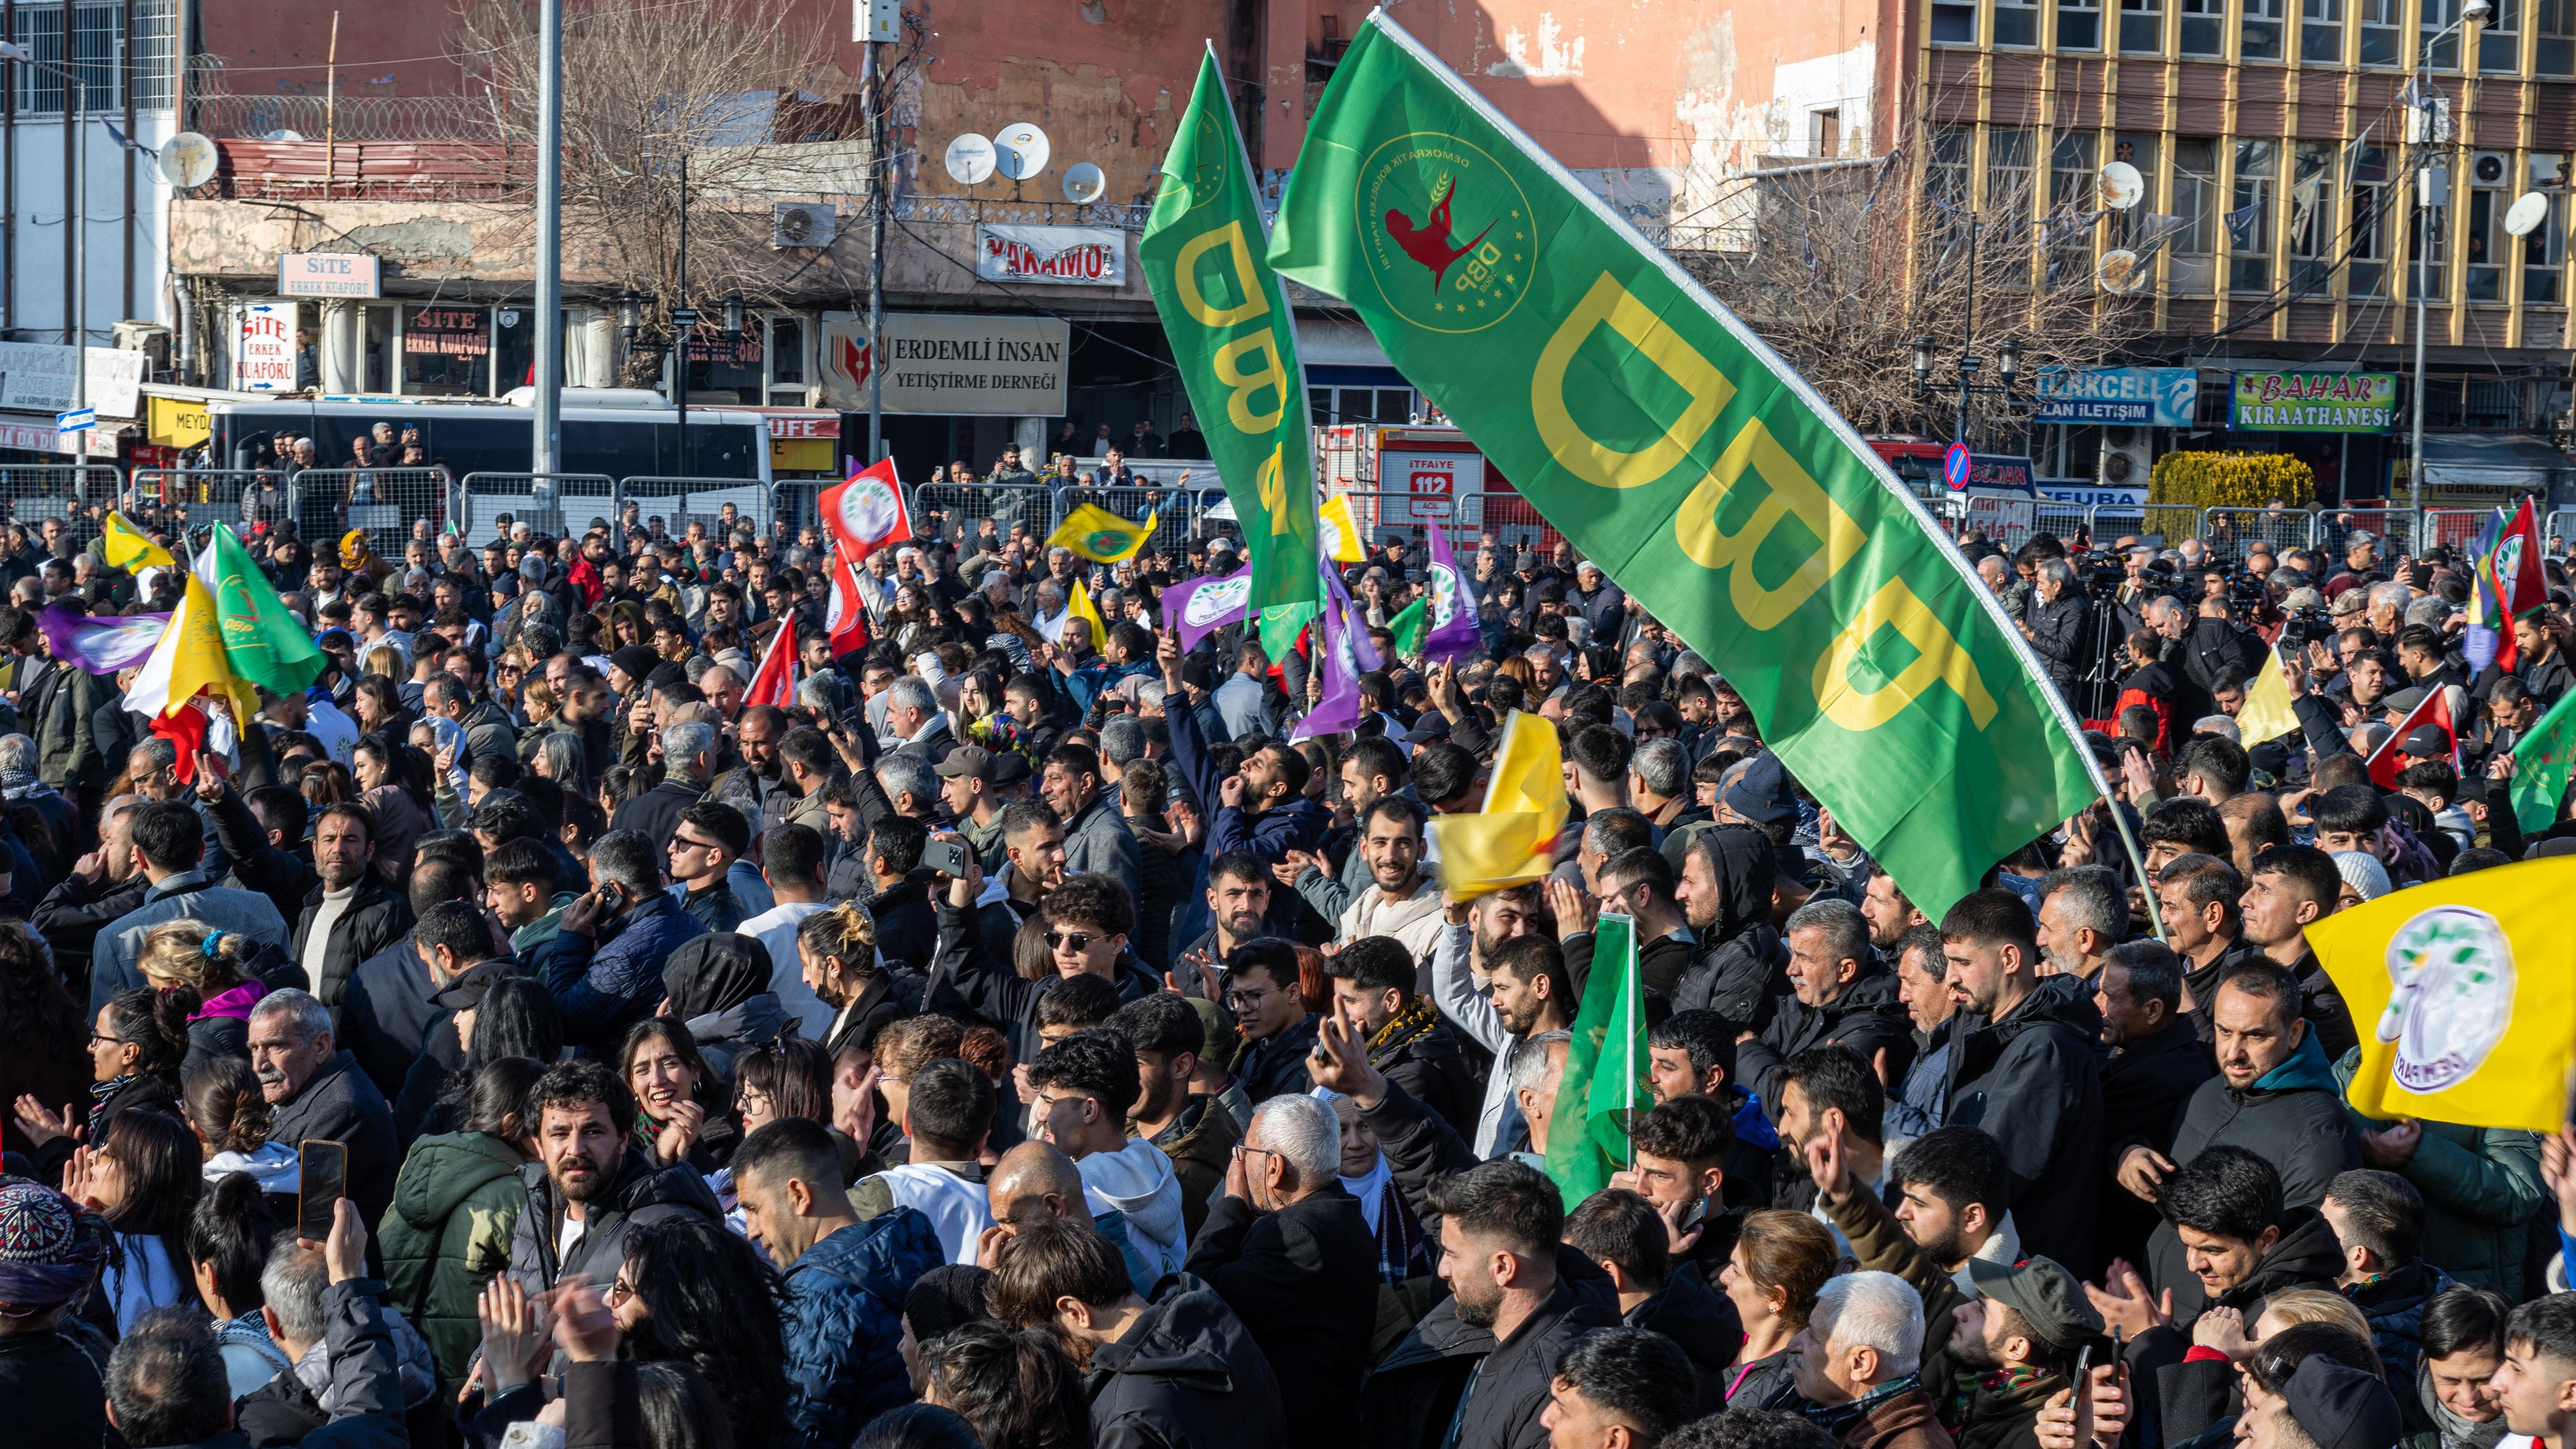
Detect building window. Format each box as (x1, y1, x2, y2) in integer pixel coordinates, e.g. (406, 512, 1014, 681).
(769, 317, 807, 401)
(2424, 0, 2465, 66)
(2048, 133, 2098, 284)
(2111, 133, 2161, 246)
(1928, 125, 1974, 237)
(2302, 0, 2345, 59)
(2361, 0, 2401, 62)
(2180, 0, 2224, 52)
(2481, 0, 2523, 70)
(2059, 0, 2105, 47)
(2231, 141, 2277, 291)
(1986, 128, 2037, 255)
(1933, 0, 1978, 43)
(2122, 0, 2164, 50)
(2245, 0, 2286, 56)
(2542, 0, 2575, 71)
(1811, 109, 1842, 158)
(1996, 0, 2041, 45)
(2171, 138, 2220, 292)
(2288, 142, 2339, 292)
(402, 306, 495, 397)
(2349, 146, 2391, 296)
(13, 0, 174, 114)
(2527, 153, 2568, 301)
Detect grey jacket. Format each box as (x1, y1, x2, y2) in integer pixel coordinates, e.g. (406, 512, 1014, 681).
(1063, 792, 1141, 898)
(1429, 918, 1538, 1157)
(91, 869, 292, 1014)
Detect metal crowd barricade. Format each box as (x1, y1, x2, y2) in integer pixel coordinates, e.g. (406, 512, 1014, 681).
(2418, 507, 2496, 553)
(127, 468, 299, 537)
(1341, 489, 1481, 553)
(458, 472, 617, 546)
(2328, 506, 2418, 557)
(2548, 508, 2576, 551)
(773, 480, 830, 541)
(2029, 501, 2094, 546)
(288, 466, 453, 551)
(912, 481, 1056, 548)
(0, 464, 123, 533)
(617, 477, 775, 539)
(2199, 506, 2320, 561)
(2137, 504, 2204, 547)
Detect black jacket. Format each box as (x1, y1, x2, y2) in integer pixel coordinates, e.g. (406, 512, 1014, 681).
(929, 894, 1157, 1064)
(268, 1049, 401, 1230)
(30, 873, 147, 991)
(205, 784, 321, 931)
(1234, 1012, 1324, 1104)
(503, 1145, 725, 1373)
(0, 1323, 108, 1449)
(1671, 826, 1788, 1036)
(862, 877, 938, 977)
(340, 938, 441, 1103)
(2139, 1208, 2347, 1440)
(1625, 1263, 1742, 1416)
(1942, 972, 2105, 1271)
(2096, 1015, 2215, 1275)
(2025, 592, 2093, 692)
(1734, 967, 1915, 1118)
(1362, 1250, 1619, 1449)
(1085, 1274, 1289, 1449)
(1182, 1189, 1379, 1444)
(609, 778, 706, 847)
(1354, 1078, 1478, 1239)
(1371, 1015, 1485, 1141)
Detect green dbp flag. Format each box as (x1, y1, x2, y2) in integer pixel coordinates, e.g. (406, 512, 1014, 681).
(2509, 686, 2576, 832)
(1269, 14, 2108, 920)
(207, 523, 323, 694)
(1142, 48, 1322, 655)
(1544, 912, 1646, 1206)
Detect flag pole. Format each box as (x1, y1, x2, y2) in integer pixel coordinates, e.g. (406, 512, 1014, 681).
(2105, 800, 2166, 941)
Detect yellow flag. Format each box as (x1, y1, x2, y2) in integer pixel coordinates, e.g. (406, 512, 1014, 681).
(2310, 857, 2576, 1132)
(1047, 503, 1157, 564)
(102, 511, 174, 572)
(1432, 710, 1570, 901)
(1064, 577, 1109, 653)
(2237, 640, 2302, 746)
(1318, 490, 1364, 563)
(126, 572, 248, 719)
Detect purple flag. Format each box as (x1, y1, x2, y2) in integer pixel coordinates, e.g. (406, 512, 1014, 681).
(39, 604, 169, 674)
(1165, 567, 1252, 654)
(1423, 524, 1483, 662)
(1294, 564, 1367, 739)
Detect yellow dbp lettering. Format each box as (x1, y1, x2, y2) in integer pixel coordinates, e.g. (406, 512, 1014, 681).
(1672, 418, 1864, 630)
(1533, 272, 1736, 490)
(1175, 222, 1269, 329)
(1214, 333, 1289, 433)
(1811, 575, 1999, 731)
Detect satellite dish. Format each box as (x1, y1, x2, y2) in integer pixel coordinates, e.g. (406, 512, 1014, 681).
(159, 132, 217, 189)
(1063, 162, 1106, 205)
(995, 122, 1051, 180)
(2505, 190, 2552, 237)
(2097, 248, 2149, 294)
(2098, 160, 2145, 211)
(945, 133, 996, 186)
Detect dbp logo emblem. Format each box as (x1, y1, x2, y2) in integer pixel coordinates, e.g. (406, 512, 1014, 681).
(1356, 132, 1534, 334)
(1183, 575, 1251, 627)
(838, 477, 900, 543)
(2376, 905, 2515, 1093)
(1429, 561, 1462, 628)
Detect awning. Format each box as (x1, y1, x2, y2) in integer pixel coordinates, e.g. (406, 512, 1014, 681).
(2420, 432, 2576, 492)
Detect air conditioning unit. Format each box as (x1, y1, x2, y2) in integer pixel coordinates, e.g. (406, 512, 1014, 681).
(772, 203, 838, 249)
(2473, 150, 2510, 186)
(2100, 425, 2155, 487)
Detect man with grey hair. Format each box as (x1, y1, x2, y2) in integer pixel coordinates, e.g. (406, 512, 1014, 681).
(2036, 864, 2127, 981)
(423, 669, 517, 767)
(1182, 1091, 1381, 1444)
(1789, 1269, 1937, 1440)
(1626, 737, 1691, 834)
(533, 826, 708, 1051)
(885, 675, 955, 763)
(2021, 555, 2090, 699)
(874, 751, 941, 821)
(609, 720, 715, 843)
(252, 987, 399, 1229)
(1735, 896, 1913, 1114)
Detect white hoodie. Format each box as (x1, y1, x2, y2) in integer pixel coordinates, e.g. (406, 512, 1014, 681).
(1077, 1137, 1188, 1281)
(203, 1141, 301, 1193)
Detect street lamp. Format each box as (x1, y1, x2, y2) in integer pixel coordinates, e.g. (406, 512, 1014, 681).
(614, 287, 649, 343)
(0, 40, 85, 441)
(2408, 0, 2492, 535)
(720, 292, 747, 337)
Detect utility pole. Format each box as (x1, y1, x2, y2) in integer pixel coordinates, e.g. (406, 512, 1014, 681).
(533, 0, 562, 472)
(863, 26, 885, 464)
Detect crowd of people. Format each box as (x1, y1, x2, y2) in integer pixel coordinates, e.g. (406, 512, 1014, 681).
(0, 491, 2570, 1449)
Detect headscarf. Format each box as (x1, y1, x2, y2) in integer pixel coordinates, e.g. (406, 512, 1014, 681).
(1314, 1088, 1431, 1284)
(339, 530, 380, 574)
(661, 934, 773, 1023)
(0, 1181, 107, 1316)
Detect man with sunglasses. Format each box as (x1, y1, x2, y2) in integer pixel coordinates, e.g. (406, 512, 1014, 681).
(665, 802, 751, 933)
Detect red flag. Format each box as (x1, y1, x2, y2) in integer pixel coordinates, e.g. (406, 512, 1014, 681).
(746, 610, 801, 710)
(819, 456, 910, 565)
(2499, 496, 2548, 621)
(2365, 684, 2458, 789)
(826, 544, 873, 659)
(153, 700, 209, 780)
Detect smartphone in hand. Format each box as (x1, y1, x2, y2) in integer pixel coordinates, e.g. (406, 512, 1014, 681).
(297, 1140, 346, 1242)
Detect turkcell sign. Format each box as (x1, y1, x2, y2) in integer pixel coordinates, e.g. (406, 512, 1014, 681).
(2032, 366, 2198, 427)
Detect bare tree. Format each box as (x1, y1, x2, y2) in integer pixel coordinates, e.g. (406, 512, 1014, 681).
(454, 0, 856, 381)
(1676, 108, 2147, 445)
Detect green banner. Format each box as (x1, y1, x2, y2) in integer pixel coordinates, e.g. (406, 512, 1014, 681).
(2230, 370, 2397, 432)
(1268, 16, 2105, 920)
(1142, 48, 1321, 656)
(1545, 912, 1645, 1206)
(207, 523, 323, 695)
(2509, 685, 2576, 833)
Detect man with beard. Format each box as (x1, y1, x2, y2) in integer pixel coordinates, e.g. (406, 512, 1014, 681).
(1883, 925, 1957, 1140)
(502, 1058, 722, 1352)
(1322, 934, 1481, 1139)
(1735, 898, 1912, 1117)
(1860, 866, 1930, 961)
(2151, 853, 2259, 1032)
(1173, 851, 1277, 973)
(1434, 912, 1574, 1157)
(1224, 939, 1324, 1106)
(251, 987, 399, 1230)
(1334, 796, 1445, 961)
(708, 704, 794, 831)
(2092, 940, 2213, 1277)
(1108, 992, 1240, 1240)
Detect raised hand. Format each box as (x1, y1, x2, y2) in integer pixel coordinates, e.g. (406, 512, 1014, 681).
(478, 1276, 549, 1395)
(1307, 1013, 1388, 1106)
(12, 1095, 74, 1147)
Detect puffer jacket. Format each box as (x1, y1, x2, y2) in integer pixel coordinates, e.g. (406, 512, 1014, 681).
(2347, 1260, 2457, 1382)
(1672, 826, 1789, 1035)
(1942, 972, 2104, 1272)
(1144, 1094, 1240, 1243)
(1735, 965, 1916, 1117)
(778, 1207, 941, 1449)
(378, 1130, 525, 1396)
(1089, 1272, 1291, 1449)
(2334, 1046, 2546, 1298)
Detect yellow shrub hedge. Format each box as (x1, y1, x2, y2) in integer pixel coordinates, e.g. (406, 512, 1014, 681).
(2147, 450, 2318, 509)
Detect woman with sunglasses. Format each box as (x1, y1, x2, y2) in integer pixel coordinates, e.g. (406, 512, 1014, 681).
(14, 982, 188, 1179)
(610, 1215, 790, 1449)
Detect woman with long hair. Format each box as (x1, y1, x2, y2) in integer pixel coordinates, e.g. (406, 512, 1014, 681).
(733, 1038, 833, 1136)
(14, 983, 189, 1175)
(920, 1321, 1093, 1449)
(353, 730, 435, 878)
(137, 920, 272, 1067)
(300, 758, 359, 812)
(529, 726, 590, 798)
(384, 1056, 542, 1398)
(180, 1053, 293, 1193)
(187, 1169, 292, 1393)
(1717, 1208, 1839, 1409)
(0, 918, 87, 1161)
(612, 1215, 789, 1449)
(352, 673, 409, 736)
(68, 1107, 202, 1332)
(621, 1019, 737, 1172)
(608, 600, 653, 651)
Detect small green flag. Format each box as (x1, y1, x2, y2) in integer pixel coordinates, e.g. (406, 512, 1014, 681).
(206, 523, 323, 695)
(1140, 46, 1321, 662)
(2510, 687, 2576, 832)
(1387, 595, 1428, 657)
(1544, 912, 1648, 1207)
